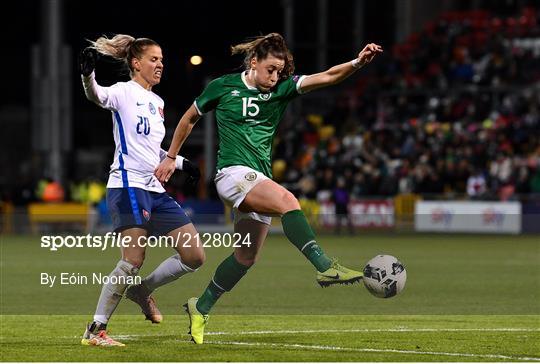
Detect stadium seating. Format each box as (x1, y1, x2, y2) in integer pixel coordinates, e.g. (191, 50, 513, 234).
(274, 6, 540, 202)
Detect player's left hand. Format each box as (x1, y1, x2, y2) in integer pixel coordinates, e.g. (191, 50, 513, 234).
(182, 159, 201, 187)
(356, 43, 383, 67)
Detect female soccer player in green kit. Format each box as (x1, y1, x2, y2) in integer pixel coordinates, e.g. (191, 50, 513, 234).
(155, 33, 383, 344)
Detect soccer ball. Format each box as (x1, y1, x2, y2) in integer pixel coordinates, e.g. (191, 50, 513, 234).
(363, 255, 406, 298)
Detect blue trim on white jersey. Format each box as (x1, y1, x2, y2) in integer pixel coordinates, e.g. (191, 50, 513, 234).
(118, 152, 129, 188)
(114, 111, 128, 154)
(114, 110, 130, 189)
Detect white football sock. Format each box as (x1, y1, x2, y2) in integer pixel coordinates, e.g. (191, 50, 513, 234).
(93, 260, 139, 325)
(142, 254, 195, 293)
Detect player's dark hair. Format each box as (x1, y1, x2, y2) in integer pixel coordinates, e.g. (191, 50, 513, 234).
(231, 33, 294, 80)
(89, 34, 160, 76)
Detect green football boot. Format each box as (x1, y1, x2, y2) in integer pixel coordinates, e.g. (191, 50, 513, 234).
(183, 297, 209, 344)
(316, 258, 363, 287)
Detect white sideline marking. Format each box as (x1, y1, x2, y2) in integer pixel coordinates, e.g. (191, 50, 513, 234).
(205, 328, 540, 335)
(206, 340, 540, 362)
(68, 327, 540, 340)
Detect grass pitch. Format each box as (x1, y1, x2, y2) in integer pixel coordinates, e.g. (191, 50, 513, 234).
(1, 233, 539, 361)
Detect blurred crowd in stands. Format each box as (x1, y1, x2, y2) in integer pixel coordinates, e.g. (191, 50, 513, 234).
(2, 7, 539, 209)
(273, 7, 540, 203)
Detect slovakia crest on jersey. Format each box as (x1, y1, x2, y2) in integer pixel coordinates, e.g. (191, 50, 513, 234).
(158, 107, 164, 118)
(149, 102, 156, 115)
(142, 209, 151, 221)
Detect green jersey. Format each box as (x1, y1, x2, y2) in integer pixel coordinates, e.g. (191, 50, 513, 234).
(194, 72, 306, 178)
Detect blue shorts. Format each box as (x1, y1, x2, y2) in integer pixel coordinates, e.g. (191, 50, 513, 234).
(107, 187, 191, 236)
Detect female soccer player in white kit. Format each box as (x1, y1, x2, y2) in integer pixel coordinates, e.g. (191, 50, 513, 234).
(79, 34, 205, 346)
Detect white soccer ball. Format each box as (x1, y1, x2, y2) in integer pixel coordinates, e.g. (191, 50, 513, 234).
(363, 255, 406, 298)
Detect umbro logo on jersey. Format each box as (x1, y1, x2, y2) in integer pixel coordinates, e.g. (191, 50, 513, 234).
(136, 102, 145, 106)
(231, 90, 240, 96)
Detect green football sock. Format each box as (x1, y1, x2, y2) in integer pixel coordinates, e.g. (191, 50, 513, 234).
(282, 209, 332, 272)
(196, 254, 250, 315)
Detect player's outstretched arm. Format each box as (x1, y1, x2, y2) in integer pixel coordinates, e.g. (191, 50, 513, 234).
(154, 104, 201, 183)
(79, 48, 103, 104)
(79, 47, 123, 110)
(299, 43, 383, 93)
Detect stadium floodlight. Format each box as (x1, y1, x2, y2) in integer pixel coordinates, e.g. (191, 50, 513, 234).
(190, 55, 203, 65)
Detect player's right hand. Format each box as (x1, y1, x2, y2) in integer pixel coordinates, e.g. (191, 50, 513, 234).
(155, 158, 176, 184)
(79, 48, 98, 76)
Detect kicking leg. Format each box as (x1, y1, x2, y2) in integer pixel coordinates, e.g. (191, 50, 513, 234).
(241, 179, 362, 286)
(241, 179, 333, 272)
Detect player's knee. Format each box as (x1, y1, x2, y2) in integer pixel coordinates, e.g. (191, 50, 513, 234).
(184, 250, 206, 269)
(124, 255, 145, 268)
(279, 190, 300, 213)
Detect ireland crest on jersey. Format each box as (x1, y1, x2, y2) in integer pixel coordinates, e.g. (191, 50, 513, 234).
(258, 93, 272, 101)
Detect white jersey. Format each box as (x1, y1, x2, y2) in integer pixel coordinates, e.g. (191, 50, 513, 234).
(82, 72, 182, 193)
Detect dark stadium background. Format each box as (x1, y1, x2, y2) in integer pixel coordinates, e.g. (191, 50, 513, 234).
(1, 2, 539, 361)
(1, 0, 539, 231)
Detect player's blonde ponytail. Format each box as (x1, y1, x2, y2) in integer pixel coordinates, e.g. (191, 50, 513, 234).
(231, 33, 294, 80)
(89, 34, 160, 76)
(91, 34, 135, 60)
